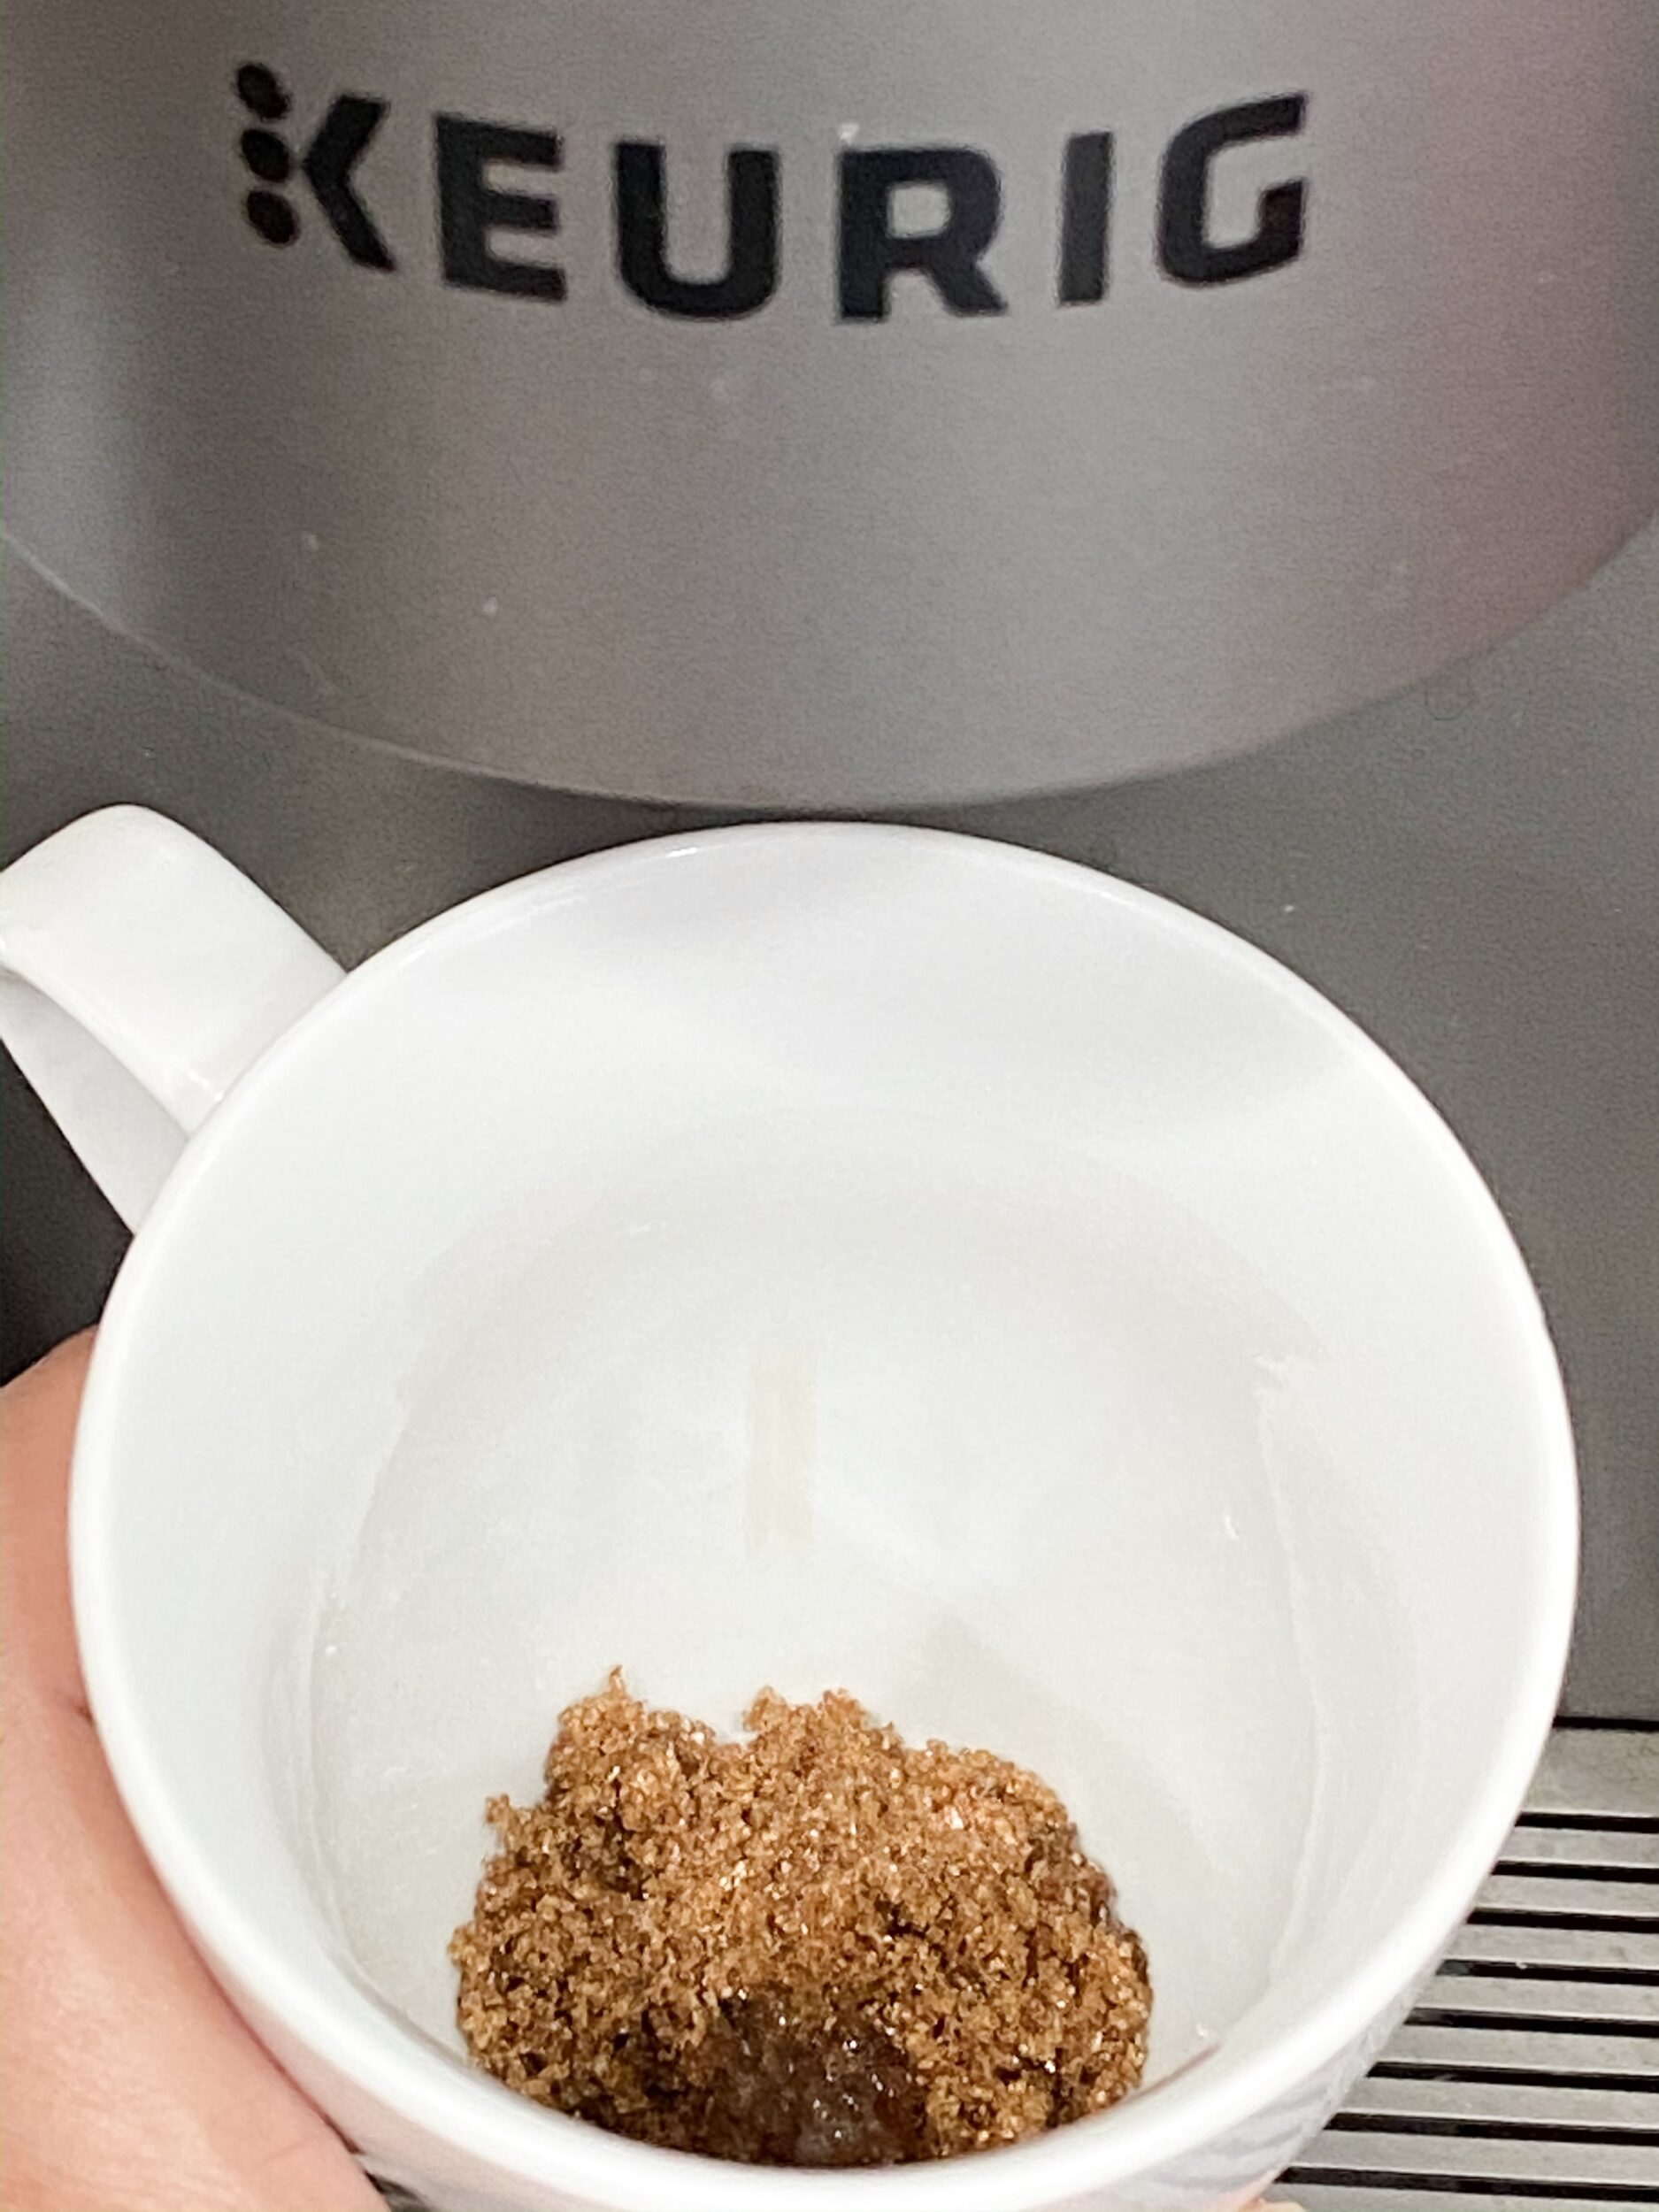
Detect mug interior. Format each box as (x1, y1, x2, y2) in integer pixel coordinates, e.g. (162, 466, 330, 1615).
(73, 826, 1573, 2196)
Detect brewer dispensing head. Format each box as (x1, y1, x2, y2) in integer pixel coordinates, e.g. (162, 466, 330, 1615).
(5, 0, 1657, 804)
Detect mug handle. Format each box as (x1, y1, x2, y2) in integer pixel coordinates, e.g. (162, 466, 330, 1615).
(0, 808, 344, 1229)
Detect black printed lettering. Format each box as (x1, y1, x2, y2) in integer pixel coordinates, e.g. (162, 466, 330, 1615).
(302, 95, 395, 269)
(1157, 96, 1308, 287)
(838, 148, 1006, 321)
(614, 142, 780, 319)
(435, 116, 565, 300)
(1058, 132, 1113, 305)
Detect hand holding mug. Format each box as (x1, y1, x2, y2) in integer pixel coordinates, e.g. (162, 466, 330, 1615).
(0, 1336, 381, 2212)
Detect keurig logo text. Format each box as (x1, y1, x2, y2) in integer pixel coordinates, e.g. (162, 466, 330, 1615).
(235, 64, 1309, 315)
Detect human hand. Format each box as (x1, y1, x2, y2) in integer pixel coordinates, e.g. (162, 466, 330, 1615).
(0, 1334, 381, 2212)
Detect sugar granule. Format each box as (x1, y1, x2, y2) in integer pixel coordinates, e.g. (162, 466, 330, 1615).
(450, 1672, 1151, 2165)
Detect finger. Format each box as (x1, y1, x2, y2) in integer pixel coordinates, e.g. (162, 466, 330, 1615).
(1, 1343, 382, 2212)
(0, 1330, 96, 1700)
(4, 1642, 379, 2211)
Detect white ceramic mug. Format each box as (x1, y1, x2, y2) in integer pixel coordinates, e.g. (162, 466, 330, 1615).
(0, 808, 1577, 2212)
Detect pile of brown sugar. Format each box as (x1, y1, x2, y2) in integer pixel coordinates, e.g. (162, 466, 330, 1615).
(450, 1673, 1151, 2166)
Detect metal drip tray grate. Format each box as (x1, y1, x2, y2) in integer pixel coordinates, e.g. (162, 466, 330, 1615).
(1285, 1724, 1659, 2212)
(373, 1727, 1657, 2211)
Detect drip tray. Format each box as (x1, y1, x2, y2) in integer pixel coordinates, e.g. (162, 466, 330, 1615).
(1286, 1725, 1659, 2212)
(373, 1727, 1658, 2212)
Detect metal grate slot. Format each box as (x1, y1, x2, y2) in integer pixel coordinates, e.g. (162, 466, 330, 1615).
(1284, 1726, 1659, 2212)
(1285, 2198, 1656, 2212)
(1494, 1830, 1659, 1875)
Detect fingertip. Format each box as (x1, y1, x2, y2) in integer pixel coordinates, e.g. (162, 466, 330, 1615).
(3, 1328, 97, 1443)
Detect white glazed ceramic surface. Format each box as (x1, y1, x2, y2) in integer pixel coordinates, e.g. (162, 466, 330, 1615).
(0, 810, 1576, 2212)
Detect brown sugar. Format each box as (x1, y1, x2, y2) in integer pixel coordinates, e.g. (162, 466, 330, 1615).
(450, 1674, 1151, 2165)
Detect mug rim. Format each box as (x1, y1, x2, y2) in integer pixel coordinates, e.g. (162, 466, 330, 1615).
(70, 821, 1578, 2210)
